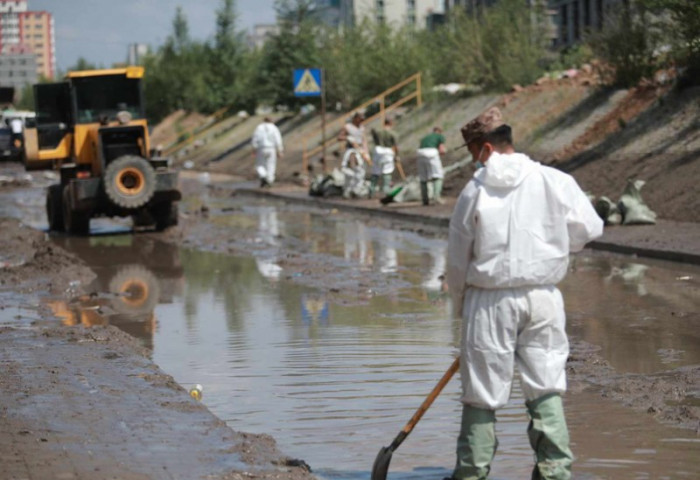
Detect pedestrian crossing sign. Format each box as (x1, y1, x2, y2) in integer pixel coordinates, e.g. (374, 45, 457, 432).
(293, 68, 322, 97)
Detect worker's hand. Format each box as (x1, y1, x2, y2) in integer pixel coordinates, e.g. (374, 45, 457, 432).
(277, 150, 283, 160)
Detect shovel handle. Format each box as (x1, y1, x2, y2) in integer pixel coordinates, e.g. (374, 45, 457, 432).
(388, 356, 460, 451)
(396, 159, 406, 181)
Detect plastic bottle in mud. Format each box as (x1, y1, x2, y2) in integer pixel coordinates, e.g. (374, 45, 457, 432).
(189, 384, 203, 401)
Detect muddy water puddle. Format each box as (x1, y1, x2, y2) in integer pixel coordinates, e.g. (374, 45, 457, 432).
(40, 199, 699, 480)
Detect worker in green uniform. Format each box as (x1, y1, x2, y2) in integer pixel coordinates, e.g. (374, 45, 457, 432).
(417, 127, 447, 205)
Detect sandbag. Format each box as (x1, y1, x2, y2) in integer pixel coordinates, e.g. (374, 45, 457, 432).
(618, 179, 657, 225)
(380, 176, 426, 204)
(309, 168, 345, 198)
(594, 196, 622, 225)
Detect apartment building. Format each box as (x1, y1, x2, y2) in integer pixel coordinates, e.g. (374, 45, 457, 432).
(0, 0, 55, 80)
(549, 0, 616, 47)
(446, 0, 619, 48)
(339, 0, 446, 29)
(0, 42, 36, 92)
(18, 9, 54, 78)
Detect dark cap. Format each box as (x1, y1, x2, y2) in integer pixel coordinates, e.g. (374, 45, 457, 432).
(460, 107, 505, 145)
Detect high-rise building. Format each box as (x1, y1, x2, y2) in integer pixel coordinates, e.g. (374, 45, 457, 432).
(446, 0, 619, 48)
(18, 10, 54, 78)
(0, 0, 55, 80)
(339, 0, 446, 29)
(0, 42, 36, 93)
(0, 0, 28, 50)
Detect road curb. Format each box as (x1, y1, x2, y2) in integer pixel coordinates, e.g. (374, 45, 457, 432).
(236, 187, 700, 266)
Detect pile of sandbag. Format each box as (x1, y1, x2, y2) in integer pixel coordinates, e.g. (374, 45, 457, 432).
(593, 179, 657, 225)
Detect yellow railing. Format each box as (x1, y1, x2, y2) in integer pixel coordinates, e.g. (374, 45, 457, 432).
(301, 72, 422, 173)
(162, 106, 230, 157)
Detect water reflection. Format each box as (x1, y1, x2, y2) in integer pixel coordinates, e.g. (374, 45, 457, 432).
(49, 235, 183, 350)
(44, 200, 700, 480)
(301, 294, 329, 326)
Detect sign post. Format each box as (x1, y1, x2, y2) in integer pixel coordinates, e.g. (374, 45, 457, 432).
(293, 68, 324, 176)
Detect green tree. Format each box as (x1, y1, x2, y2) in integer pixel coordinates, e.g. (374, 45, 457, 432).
(589, 1, 666, 86)
(641, 0, 700, 85)
(69, 57, 98, 72)
(172, 6, 190, 53)
(255, 0, 321, 108)
(207, 0, 247, 108)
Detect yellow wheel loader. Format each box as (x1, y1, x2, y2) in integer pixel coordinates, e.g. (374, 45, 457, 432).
(24, 66, 181, 235)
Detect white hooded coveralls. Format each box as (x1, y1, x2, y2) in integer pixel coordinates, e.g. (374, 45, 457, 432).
(341, 148, 366, 197)
(416, 147, 444, 181)
(252, 121, 283, 184)
(371, 146, 396, 176)
(447, 152, 603, 409)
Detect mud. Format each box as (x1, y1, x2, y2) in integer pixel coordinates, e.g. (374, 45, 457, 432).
(0, 208, 314, 478)
(567, 339, 700, 432)
(0, 218, 96, 294)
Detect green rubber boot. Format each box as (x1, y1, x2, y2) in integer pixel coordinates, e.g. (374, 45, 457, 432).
(382, 173, 393, 195)
(453, 405, 498, 480)
(420, 181, 429, 206)
(433, 178, 444, 204)
(526, 394, 573, 480)
(369, 175, 379, 198)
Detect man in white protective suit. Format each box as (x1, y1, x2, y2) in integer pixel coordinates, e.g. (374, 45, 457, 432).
(446, 107, 603, 480)
(339, 112, 371, 198)
(251, 117, 284, 187)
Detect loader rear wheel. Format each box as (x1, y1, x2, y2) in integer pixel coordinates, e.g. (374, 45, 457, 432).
(46, 184, 65, 232)
(104, 155, 156, 209)
(62, 186, 90, 236)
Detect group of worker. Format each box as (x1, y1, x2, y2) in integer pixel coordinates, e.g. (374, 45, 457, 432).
(253, 106, 603, 480)
(337, 111, 447, 205)
(251, 111, 447, 206)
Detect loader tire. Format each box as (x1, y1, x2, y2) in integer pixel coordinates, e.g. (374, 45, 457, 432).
(109, 265, 160, 315)
(62, 186, 90, 236)
(104, 155, 156, 209)
(46, 184, 65, 232)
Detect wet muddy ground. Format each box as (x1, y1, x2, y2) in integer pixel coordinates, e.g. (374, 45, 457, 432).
(0, 163, 698, 480)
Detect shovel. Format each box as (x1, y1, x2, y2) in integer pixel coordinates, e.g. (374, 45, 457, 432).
(371, 356, 460, 480)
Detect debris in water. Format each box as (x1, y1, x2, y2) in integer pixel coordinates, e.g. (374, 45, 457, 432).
(189, 384, 203, 401)
(676, 276, 692, 281)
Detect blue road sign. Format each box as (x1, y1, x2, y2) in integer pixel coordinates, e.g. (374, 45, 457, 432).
(293, 68, 322, 97)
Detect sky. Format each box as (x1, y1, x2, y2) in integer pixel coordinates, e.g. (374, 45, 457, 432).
(29, 0, 277, 72)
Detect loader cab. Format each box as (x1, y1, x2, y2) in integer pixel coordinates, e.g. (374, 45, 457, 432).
(27, 67, 150, 172)
(27, 66, 180, 236)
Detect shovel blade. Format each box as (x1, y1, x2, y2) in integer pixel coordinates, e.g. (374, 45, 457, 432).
(371, 445, 394, 480)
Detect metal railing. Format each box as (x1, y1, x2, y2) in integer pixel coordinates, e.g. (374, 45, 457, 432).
(162, 106, 230, 157)
(301, 72, 422, 173)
